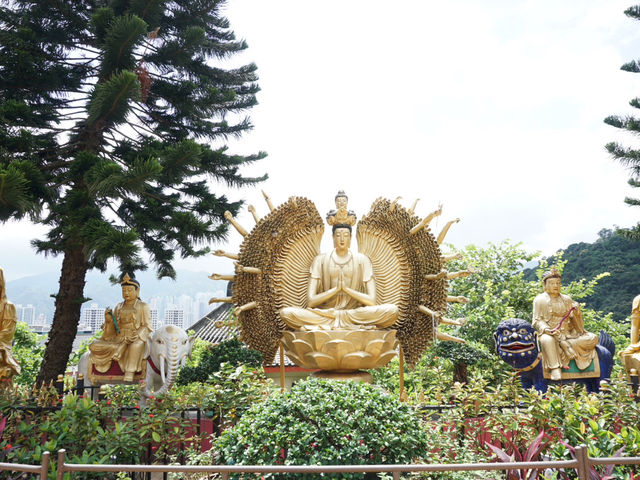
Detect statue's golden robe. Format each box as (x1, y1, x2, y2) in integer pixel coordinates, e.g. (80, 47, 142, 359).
(532, 292, 597, 371)
(0, 302, 21, 378)
(89, 300, 152, 374)
(280, 250, 398, 330)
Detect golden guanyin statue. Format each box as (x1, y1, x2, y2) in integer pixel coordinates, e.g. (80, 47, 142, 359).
(0, 268, 21, 380)
(280, 192, 398, 330)
(532, 268, 598, 381)
(89, 274, 152, 382)
(210, 191, 473, 373)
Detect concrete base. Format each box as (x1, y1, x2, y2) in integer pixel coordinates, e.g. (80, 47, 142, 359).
(311, 370, 372, 383)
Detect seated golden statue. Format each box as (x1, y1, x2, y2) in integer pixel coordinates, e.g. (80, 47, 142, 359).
(280, 192, 398, 330)
(211, 189, 470, 373)
(620, 294, 640, 376)
(532, 268, 597, 381)
(0, 268, 21, 380)
(89, 274, 152, 382)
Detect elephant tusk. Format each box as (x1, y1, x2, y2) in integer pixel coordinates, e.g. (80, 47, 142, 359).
(160, 355, 166, 385)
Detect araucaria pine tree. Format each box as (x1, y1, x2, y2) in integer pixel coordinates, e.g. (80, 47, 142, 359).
(0, 0, 266, 383)
(605, 5, 640, 239)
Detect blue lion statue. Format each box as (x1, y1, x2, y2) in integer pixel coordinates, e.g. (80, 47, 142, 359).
(494, 318, 615, 393)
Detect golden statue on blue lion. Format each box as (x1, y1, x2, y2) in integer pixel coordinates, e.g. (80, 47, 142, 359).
(494, 268, 615, 393)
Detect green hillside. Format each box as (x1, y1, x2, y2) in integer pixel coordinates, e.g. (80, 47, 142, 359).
(524, 228, 640, 322)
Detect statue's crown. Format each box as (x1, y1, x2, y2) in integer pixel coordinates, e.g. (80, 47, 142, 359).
(121, 273, 140, 288)
(542, 266, 561, 282)
(326, 190, 357, 227)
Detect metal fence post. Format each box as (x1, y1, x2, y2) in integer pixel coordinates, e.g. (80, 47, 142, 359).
(76, 373, 85, 397)
(56, 449, 66, 480)
(574, 444, 590, 480)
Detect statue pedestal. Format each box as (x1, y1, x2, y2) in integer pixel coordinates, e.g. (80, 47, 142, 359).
(282, 329, 397, 372)
(87, 356, 146, 385)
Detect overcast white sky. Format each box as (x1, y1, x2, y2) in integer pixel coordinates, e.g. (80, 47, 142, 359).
(3, 0, 640, 281)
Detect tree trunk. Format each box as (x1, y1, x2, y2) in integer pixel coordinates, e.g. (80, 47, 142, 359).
(453, 361, 468, 384)
(36, 245, 89, 384)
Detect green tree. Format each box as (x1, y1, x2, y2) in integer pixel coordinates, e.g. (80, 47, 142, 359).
(176, 337, 262, 385)
(437, 241, 539, 384)
(0, 0, 266, 383)
(12, 321, 45, 386)
(604, 5, 640, 240)
(445, 241, 540, 352)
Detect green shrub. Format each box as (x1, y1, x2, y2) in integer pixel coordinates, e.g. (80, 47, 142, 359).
(177, 338, 262, 385)
(12, 321, 45, 386)
(215, 378, 429, 479)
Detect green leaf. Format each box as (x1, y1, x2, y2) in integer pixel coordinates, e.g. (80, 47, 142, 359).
(88, 70, 141, 126)
(100, 14, 147, 77)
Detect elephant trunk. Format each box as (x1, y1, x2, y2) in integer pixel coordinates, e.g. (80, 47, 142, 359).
(148, 346, 179, 397)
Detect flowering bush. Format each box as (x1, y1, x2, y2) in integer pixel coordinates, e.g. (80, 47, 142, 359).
(215, 378, 429, 479)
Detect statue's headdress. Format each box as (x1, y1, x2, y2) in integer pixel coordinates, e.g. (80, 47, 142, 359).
(326, 190, 357, 228)
(542, 267, 561, 283)
(120, 273, 140, 289)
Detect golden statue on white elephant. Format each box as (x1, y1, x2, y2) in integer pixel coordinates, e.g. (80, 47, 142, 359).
(210, 191, 473, 374)
(88, 274, 152, 382)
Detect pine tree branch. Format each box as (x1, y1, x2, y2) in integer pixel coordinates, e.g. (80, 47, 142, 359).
(140, 39, 159, 54)
(39, 160, 75, 172)
(128, 118, 160, 140)
(108, 128, 141, 146)
(69, 45, 102, 55)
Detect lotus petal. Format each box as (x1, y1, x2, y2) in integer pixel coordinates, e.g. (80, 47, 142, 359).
(309, 330, 334, 350)
(290, 339, 313, 355)
(382, 330, 397, 342)
(341, 351, 373, 370)
(321, 339, 355, 359)
(364, 339, 387, 357)
(305, 352, 336, 370)
(373, 350, 398, 368)
(286, 351, 305, 366)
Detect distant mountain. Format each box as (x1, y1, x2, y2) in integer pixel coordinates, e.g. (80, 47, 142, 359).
(524, 228, 640, 322)
(5, 269, 228, 323)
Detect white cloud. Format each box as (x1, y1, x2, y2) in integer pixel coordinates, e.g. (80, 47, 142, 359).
(3, 0, 640, 281)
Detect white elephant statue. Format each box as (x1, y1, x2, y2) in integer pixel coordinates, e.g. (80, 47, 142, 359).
(78, 324, 195, 403)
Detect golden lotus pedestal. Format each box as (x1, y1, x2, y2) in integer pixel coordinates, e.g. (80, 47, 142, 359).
(281, 329, 398, 380)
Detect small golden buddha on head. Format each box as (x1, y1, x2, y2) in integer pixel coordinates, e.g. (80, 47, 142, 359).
(326, 190, 357, 228)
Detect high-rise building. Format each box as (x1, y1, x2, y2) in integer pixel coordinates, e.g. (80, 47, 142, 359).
(177, 294, 194, 326)
(164, 305, 185, 329)
(21, 304, 35, 325)
(81, 303, 105, 333)
(150, 308, 161, 330)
